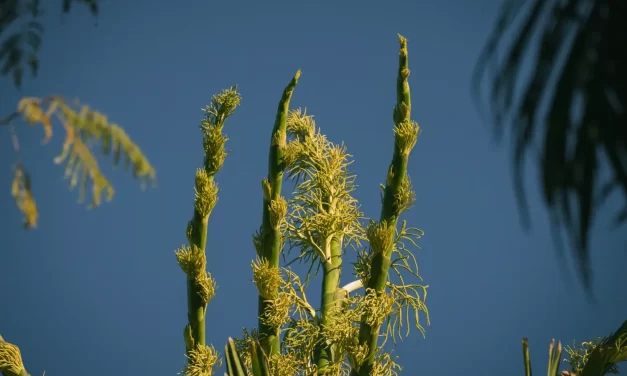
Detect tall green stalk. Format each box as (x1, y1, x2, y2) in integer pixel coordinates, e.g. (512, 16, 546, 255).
(175, 88, 241, 375)
(279, 107, 363, 374)
(316, 232, 344, 373)
(355, 34, 421, 376)
(256, 71, 301, 356)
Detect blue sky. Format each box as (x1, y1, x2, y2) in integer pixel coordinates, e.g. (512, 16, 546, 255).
(1, 1, 625, 375)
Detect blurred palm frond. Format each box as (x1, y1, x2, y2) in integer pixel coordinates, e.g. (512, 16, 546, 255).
(0, 0, 99, 88)
(473, 0, 627, 290)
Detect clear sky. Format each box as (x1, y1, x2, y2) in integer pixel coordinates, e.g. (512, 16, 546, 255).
(1, 1, 625, 375)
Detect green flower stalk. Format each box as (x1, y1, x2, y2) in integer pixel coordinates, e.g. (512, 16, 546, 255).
(316, 233, 344, 372)
(354, 34, 422, 376)
(281, 109, 364, 374)
(175, 87, 241, 374)
(255, 71, 301, 356)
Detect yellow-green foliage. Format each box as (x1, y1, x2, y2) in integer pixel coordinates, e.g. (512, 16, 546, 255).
(223, 104, 428, 375)
(182, 344, 222, 376)
(283, 108, 364, 264)
(522, 321, 627, 376)
(175, 87, 242, 375)
(0, 335, 29, 376)
(563, 329, 627, 376)
(7, 96, 156, 229)
(565, 338, 610, 375)
(175, 244, 217, 305)
(11, 165, 38, 230)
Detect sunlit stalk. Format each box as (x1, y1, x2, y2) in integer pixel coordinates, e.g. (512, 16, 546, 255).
(175, 88, 241, 375)
(315, 234, 343, 373)
(257, 71, 301, 356)
(355, 34, 419, 376)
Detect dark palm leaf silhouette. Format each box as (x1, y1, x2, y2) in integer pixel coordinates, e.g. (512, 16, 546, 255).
(473, 0, 627, 290)
(0, 0, 98, 88)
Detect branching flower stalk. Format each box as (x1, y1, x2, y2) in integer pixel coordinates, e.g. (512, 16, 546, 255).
(354, 34, 423, 376)
(175, 87, 241, 376)
(283, 108, 364, 374)
(254, 71, 301, 357)
(230, 35, 427, 376)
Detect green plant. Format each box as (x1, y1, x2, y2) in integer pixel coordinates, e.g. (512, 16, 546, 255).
(2, 96, 156, 229)
(3, 29, 625, 376)
(0, 335, 30, 376)
(522, 320, 627, 376)
(2, 1, 155, 230)
(225, 337, 270, 376)
(473, 0, 627, 291)
(173, 34, 428, 376)
(175, 87, 241, 376)
(1, 0, 99, 89)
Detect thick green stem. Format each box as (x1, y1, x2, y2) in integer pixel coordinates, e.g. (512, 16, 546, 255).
(189, 212, 209, 252)
(186, 274, 206, 347)
(185, 209, 211, 354)
(315, 235, 343, 373)
(257, 70, 301, 356)
(355, 34, 413, 376)
(178, 87, 241, 362)
(355, 255, 391, 375)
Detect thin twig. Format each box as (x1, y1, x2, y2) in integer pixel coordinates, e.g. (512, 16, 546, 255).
(0, 112, 20, 126)
(7, 121, 22, 164)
